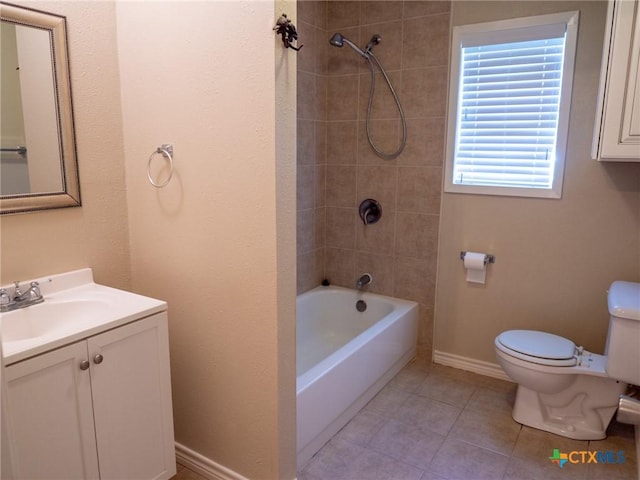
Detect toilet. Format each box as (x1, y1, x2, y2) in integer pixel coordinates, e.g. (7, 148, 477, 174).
(495, 281, 640, 440)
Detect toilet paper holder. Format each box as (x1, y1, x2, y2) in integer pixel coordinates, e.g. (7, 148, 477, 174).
(460, 251, 495, 265)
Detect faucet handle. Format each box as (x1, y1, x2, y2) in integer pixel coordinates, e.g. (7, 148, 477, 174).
(0, 289, 10, 305)
(13, 281, 23, 298)
(28, 282, 42, 298)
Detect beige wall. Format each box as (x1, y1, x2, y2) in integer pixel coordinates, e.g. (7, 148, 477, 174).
(0, 0, 131, 290)
(297, 0, 451, 358)
(435, 1, 640, 364)
(116, 1, 296, 479)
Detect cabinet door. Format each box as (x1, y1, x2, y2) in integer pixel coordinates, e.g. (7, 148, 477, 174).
(88, 313, 176, 480)
(4, 342, 99, 479)
(595, 0, 640, 160)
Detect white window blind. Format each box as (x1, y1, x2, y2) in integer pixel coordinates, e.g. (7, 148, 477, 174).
(445, 11, 579, 199)
(454, 37, 565, 189)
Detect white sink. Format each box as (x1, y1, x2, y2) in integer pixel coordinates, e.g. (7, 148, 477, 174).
(2, 299, 111, 343)
(1, 269, 166, 364)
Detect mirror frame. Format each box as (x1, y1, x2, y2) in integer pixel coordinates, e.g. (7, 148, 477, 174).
(0, 2, 80, 215)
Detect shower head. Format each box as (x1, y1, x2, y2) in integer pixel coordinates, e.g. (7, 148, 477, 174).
(329, 32, 367, 58)
(330, 32, 344, 48)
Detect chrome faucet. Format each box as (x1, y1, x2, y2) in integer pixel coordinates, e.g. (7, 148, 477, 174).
(0, 281, 44, 312)
(356, 273, 373, 289)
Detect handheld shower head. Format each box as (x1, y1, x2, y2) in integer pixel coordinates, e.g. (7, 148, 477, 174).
(329, 32, 367, 58)
(329, 33, 344, 48)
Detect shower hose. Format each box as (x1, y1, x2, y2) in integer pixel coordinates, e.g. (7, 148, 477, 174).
(365, 51, 407, 160)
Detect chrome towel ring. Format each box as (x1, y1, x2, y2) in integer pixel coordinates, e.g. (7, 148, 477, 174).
(147, 144, 174, 188)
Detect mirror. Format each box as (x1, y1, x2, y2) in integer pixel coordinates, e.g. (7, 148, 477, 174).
(0, 2, 80, 214)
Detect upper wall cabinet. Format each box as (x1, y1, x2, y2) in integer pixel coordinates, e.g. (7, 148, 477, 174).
(593, 0, 640, 161)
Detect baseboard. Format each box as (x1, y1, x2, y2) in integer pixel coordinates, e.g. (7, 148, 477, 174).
(433, 350, 512, 382)
(635, 426, 640, 480)
(175, 442, 250, 480)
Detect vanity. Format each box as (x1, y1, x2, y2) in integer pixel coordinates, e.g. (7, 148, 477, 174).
(1, 269, 176, 480)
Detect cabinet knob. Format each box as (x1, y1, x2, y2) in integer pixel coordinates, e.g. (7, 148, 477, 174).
(79, 360, 90, 371)
(93, 354, 104, 364)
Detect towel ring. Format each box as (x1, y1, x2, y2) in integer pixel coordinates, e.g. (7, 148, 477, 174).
(147, 144, 174, 188)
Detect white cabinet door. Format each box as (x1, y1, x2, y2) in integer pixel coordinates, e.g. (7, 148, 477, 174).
(594, 0, 640, 160)
(88, 313, 175, 480)
(4, 341, 99, 479)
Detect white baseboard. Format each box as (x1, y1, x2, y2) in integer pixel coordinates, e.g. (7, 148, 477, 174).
(636, 426, 640, 480)
(175, 442, 250, 480)
(433, 350, 512, 382)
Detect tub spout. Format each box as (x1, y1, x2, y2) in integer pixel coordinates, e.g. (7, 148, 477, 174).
(356, 273, 372, 289)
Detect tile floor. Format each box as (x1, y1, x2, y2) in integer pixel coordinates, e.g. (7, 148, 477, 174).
(174, 360, 638, 480)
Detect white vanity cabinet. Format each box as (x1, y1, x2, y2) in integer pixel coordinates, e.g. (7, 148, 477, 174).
(593, 0, 640, 161)
(3, 313, 175, 480)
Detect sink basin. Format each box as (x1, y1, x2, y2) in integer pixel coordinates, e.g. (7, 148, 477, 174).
(1, 268, 167, 364)
(2, 299, 111, 343)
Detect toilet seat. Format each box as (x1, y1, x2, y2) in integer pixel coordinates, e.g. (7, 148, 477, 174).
(496, 330, 578, 367)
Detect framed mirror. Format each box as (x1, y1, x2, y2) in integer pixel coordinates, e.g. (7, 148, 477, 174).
(0, 2, 80, 214)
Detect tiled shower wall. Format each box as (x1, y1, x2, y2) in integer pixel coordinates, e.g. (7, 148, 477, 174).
(297, 1, 450, 356)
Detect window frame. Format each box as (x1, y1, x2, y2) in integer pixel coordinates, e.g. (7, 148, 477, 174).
(444, 11, 580, 199)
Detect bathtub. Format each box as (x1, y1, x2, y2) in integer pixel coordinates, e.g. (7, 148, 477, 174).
(296, 285, 418, 468)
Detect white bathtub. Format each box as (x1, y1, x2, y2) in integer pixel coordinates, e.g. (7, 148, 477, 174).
(296, 285, 418, 467)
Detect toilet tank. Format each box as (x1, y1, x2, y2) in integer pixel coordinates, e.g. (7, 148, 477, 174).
(605, 281, 640, 385)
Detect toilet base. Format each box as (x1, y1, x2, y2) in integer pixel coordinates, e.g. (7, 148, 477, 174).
(512, 379, 627, 440)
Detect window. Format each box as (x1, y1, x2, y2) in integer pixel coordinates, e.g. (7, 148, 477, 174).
(444, 11, 579, 198)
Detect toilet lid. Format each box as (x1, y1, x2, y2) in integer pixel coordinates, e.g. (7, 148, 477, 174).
(497, 330, 577, 366)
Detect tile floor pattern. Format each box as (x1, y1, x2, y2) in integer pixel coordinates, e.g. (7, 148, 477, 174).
(173, 361, 638, 480)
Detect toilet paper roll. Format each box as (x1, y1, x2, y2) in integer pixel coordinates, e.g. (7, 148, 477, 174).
(463, 251, 487, 284)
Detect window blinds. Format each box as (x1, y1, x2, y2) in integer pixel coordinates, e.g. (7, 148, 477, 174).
(453, 36, 567, 189)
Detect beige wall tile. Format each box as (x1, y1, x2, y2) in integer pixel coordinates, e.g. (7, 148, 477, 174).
(395, 212, 439, 258)
(393, 255, 436, 305)
(360, 21, 404, 71)
(327, 74, 360, 120)
(355, 251, 394, 296)
(298, 119, 316, 165)
(356, 210, 396, 255)
(403, 1, 451, 19)
(399, 117, 445, 166)
(297, 164, 316, 210)
(315, 121, 327, 164)
(325, 207, 357, 249)
(397, 166, 442, 214)
(357, 119, 402, 165)
(327, 121, 358, 164)
(298, 70, 317, 120)
(358, 70, 403, 120)
(327, 1, 361, 29)
(361, 1, 403, 25)
(315, 27, 329, 75)
(315, 206, 326, 247)
(325, 165, 357, 206)
(357, 165, 398, 209)
(315, 74, 327, 121)
(402, 13, 450, 68)
(401, 67, 448, 118)
(298, 208, 316, 254)
(325, 247, 356, 287)
(315, 164, 327, 206)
